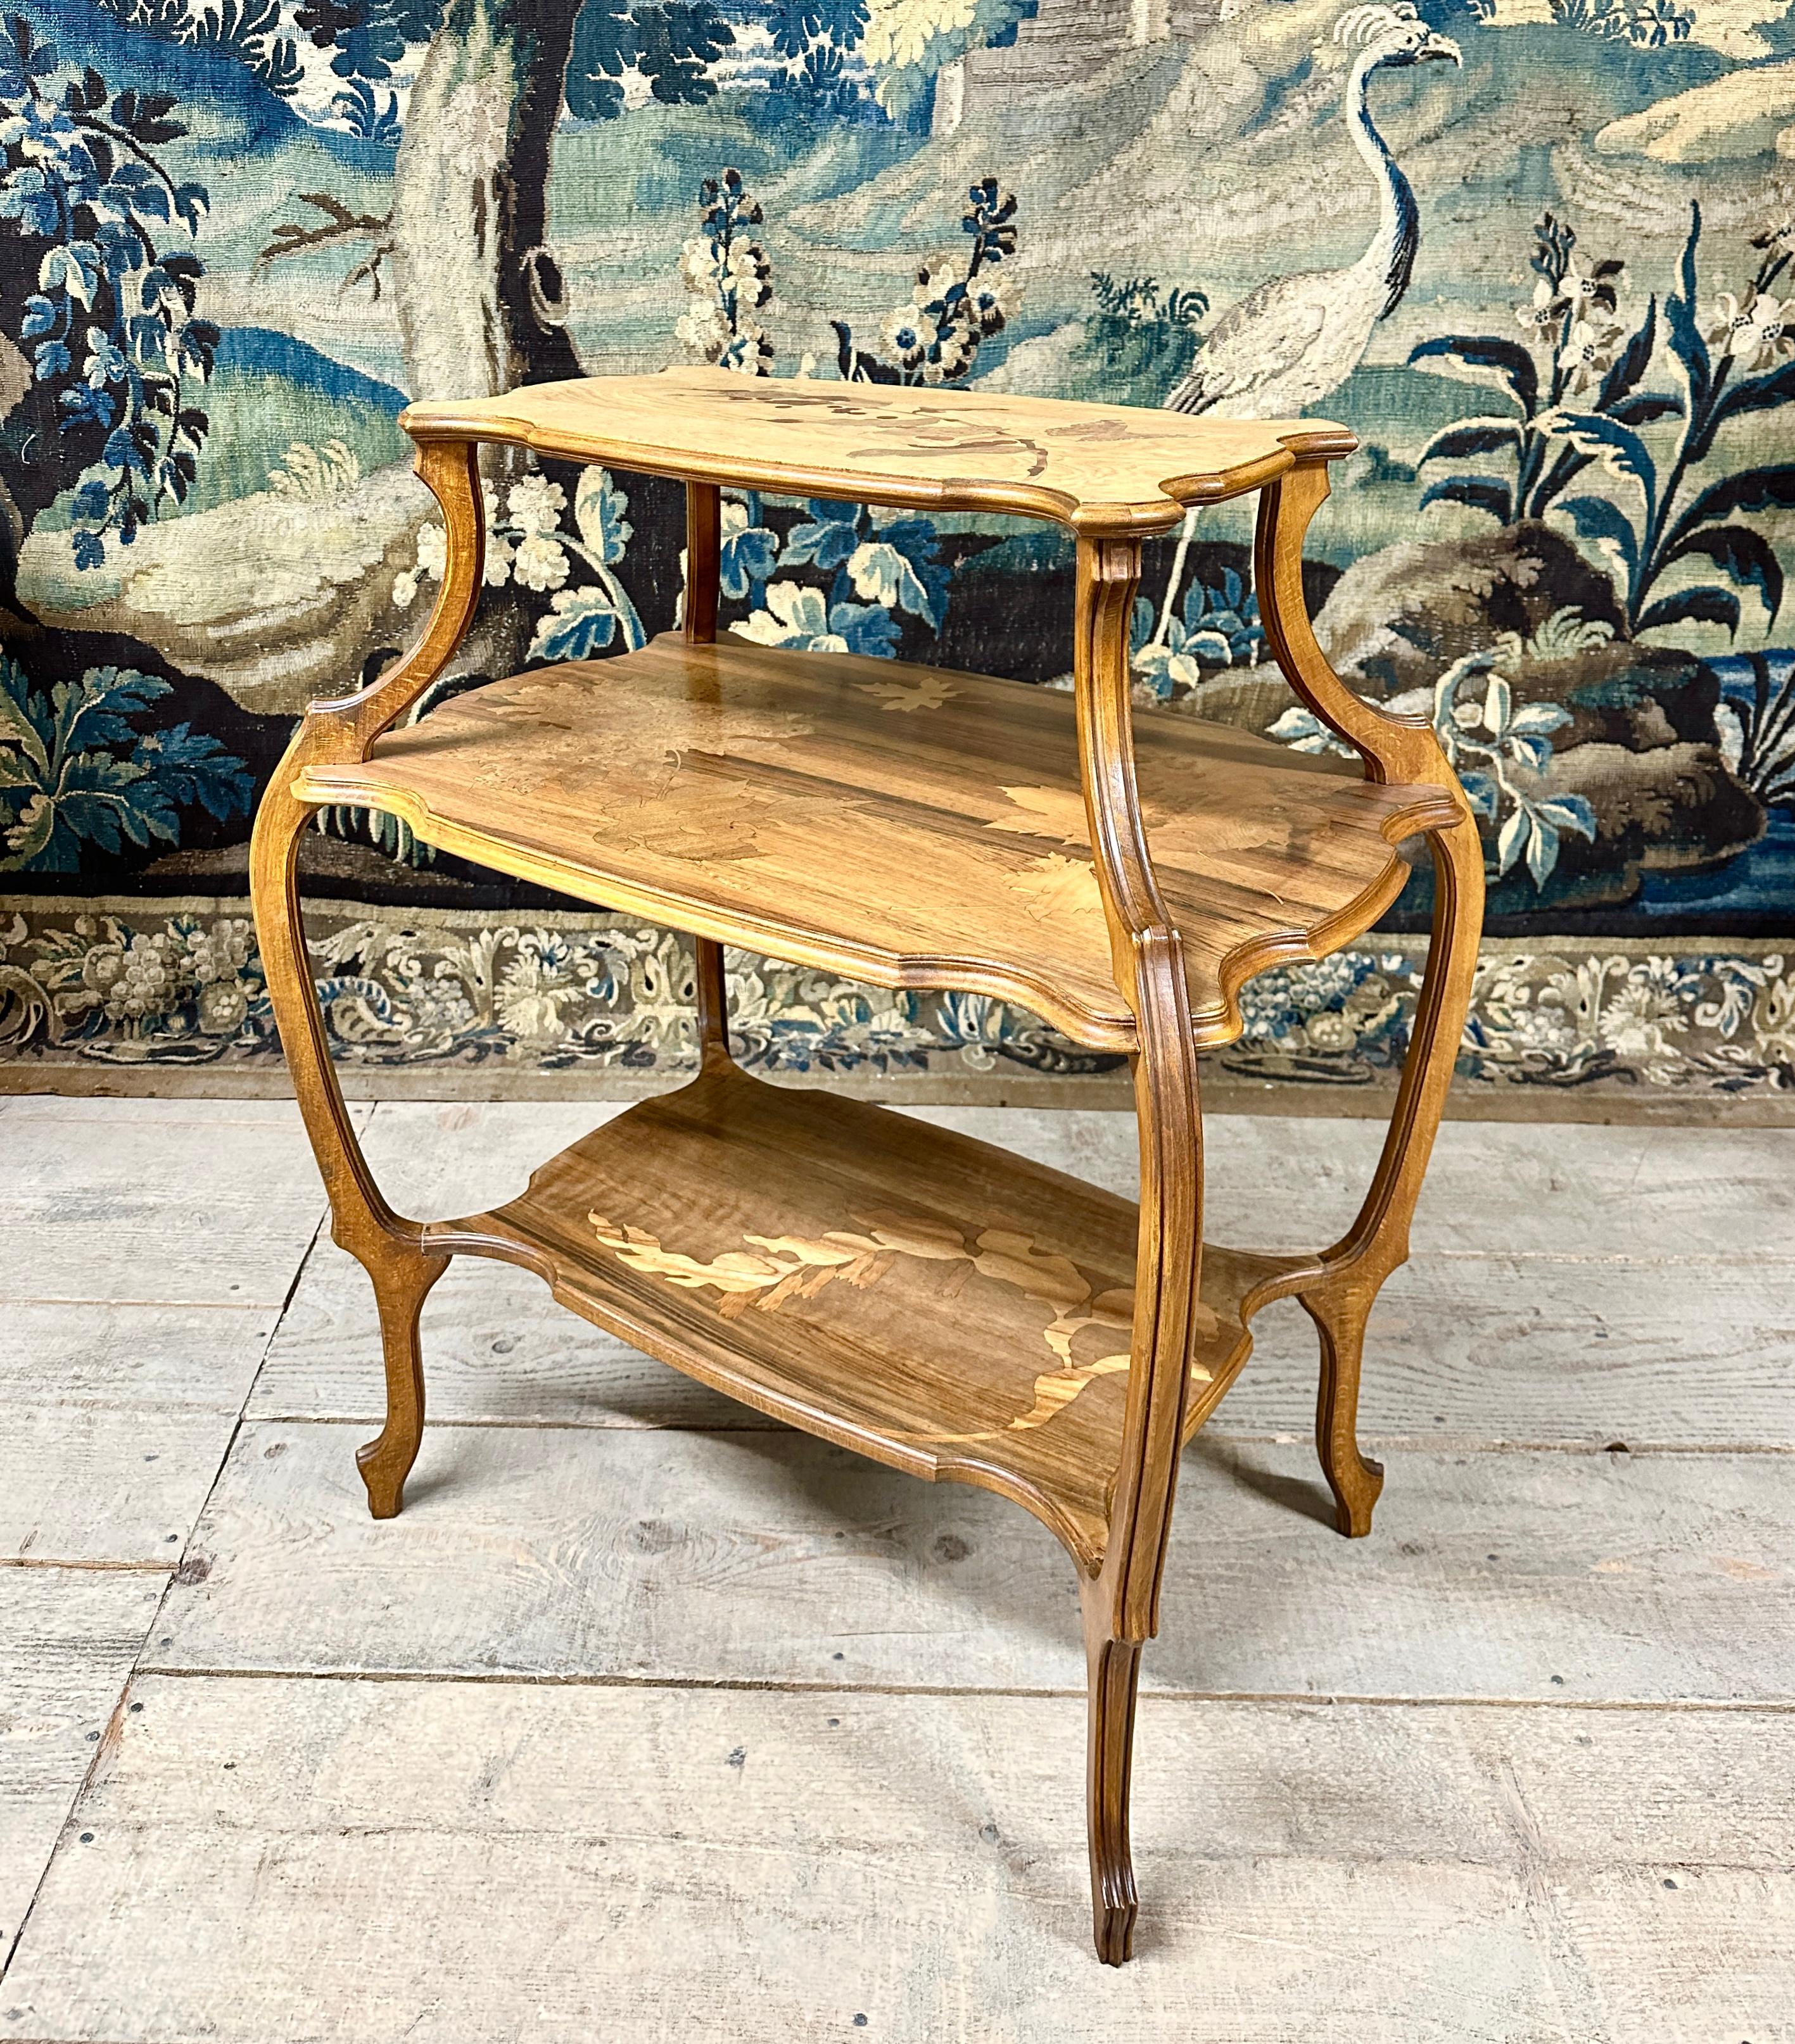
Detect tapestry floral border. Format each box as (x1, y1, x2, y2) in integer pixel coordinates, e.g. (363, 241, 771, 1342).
(2, 897, 1793, 1109)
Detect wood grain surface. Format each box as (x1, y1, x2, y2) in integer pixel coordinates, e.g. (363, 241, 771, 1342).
(399, 367, 1357, 535)
(293, 633, 1456, 1053)
(0, 1097, 338, 1308)
(0, 1307, 272, 1563)
(0, 1568, 166, 1957)
(146, 1421, 1795, 1705)
(439, 1064, 1307, 1565)
(13, 1676, 1790, 2044)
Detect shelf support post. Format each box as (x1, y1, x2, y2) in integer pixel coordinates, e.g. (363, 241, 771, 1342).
(1071, 531, 1205, 1964)
(685, 478, 732, 1070)
(247, 434, 486, 1518)
(1254, 462, 1485, 1535)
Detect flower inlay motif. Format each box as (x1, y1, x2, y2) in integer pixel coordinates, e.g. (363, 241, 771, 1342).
(585, 1204, 1218, 1441)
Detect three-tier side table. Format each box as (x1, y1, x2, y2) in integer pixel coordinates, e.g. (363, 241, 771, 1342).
(249, 367, 1483, 1965)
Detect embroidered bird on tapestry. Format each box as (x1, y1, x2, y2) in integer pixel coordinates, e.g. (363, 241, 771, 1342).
(1165, 3, 1462, 420)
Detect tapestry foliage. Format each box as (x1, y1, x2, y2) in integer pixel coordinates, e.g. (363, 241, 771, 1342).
(4, 0, 1795, 1106)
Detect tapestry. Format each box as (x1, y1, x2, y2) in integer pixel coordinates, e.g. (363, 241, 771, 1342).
(4, 0, 1795, 1109)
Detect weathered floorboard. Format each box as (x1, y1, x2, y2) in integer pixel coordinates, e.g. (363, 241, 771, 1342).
(1220, 1260, 1795, 1448)
(252, 1240, 1795, 1448)
(144, 1422, 1795, 1703)
(351, 1099, 625, 1218)
(906, 1106, 1795, 1261)
(0, 1569, 166, 1959)
(5, 1674, 1787, 2044)
(251, 1105, 1795, 1446)
(7, 1097, 1792, 2035)
(0, 1099, 355, 1307)
(0, 1306, 276, 1563)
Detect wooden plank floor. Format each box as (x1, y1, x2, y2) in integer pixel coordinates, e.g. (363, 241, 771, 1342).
(1, 1092, 1791, 2041)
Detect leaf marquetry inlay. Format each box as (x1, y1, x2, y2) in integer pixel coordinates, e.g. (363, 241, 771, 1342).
(585, 1195, 1219, 1444)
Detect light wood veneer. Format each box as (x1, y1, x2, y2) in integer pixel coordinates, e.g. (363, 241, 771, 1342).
(400, 367, 1355, 536)
(296, 635, 1460, 1052)
(247, 372, 1485, 1966)
(438, 1062, 1308, 1566)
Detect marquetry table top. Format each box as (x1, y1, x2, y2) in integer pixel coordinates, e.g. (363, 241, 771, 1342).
(400, 368, 1357, 536)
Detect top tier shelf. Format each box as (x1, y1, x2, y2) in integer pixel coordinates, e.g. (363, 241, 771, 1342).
(400, 368, 1357, 536)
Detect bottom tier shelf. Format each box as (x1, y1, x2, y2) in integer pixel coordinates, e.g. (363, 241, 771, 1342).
(437, 1065, 1312, 1565)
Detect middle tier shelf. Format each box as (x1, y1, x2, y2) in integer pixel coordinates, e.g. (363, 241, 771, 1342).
(297, 633, 1461, 1050)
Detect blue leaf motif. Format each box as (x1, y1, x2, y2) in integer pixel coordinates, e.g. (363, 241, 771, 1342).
(1537, 410, 1656, 499)
(1538, 794, 1596, 838)
(1129, 596, 1153, 656)
(1634, 584, 1742, 636)
(718, 514, 778, 601)
(1419, 475, 1514, 524)
(844, 540, 930, 619)
(1507, 703, 1572, 738)
(1664, 202, 1710, 411)
(782, 502, 861, 571)
(1525, 812, 1558, 889)
(1408, 334, 1539, 416)
(827, 601, 900, 658)
(573, 467, 631, 566)
(1554, 493, 1641, 581)
(528, 588, 621, 663)
(133, 722, 254, 821)
(1457, 771, 1499, 818)
(873, 515, 948, 626)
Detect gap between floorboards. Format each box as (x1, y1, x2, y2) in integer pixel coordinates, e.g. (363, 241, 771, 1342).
(230, 1413, 1795, 1455)
(0, 1206, 329, 1990)
(118, 1664, 1795, 1712)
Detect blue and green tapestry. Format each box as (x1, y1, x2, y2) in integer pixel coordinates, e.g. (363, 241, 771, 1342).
(6, 0, 1795, 1106)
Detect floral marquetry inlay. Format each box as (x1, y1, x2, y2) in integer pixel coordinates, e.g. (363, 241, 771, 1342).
(855, 674, 959, 713)
(585, 1202, 1219, 1442)
(1006, 852, 1109, 928)
(454, 670, 816, 802)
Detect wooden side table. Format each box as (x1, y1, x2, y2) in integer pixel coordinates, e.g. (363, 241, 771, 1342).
(248, 368, 1483, 1965)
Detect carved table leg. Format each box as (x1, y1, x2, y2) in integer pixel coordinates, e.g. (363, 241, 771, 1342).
(248, 438, 483, 1520)
(1300, 1282, 1385, 1538)
(685, 480, 733, 1073)
(251, 776, 450, 1518)
(1298, 810, 1483, 1533)
(1254, 464, 1487, 1536)
(1068, 536, 1208, 1964)
(355, 1250, 448, 1518)
(1081, 1577, 1143, 1966)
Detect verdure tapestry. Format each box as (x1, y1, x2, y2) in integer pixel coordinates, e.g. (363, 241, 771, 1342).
(5, 0, 1795, 1108)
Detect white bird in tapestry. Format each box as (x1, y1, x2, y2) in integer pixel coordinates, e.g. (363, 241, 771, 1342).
(1164, 2, 1462, 420)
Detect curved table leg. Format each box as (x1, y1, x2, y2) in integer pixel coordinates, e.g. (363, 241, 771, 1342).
(1299, 811, 1483, 1534)
(1081, 1577, 1144, 1966)
(251, 776, 451, 1518)
(248, 439, 483, 1518)
(1254, 464, 1486, 1536)
(1069, 536, 1208, 1964)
